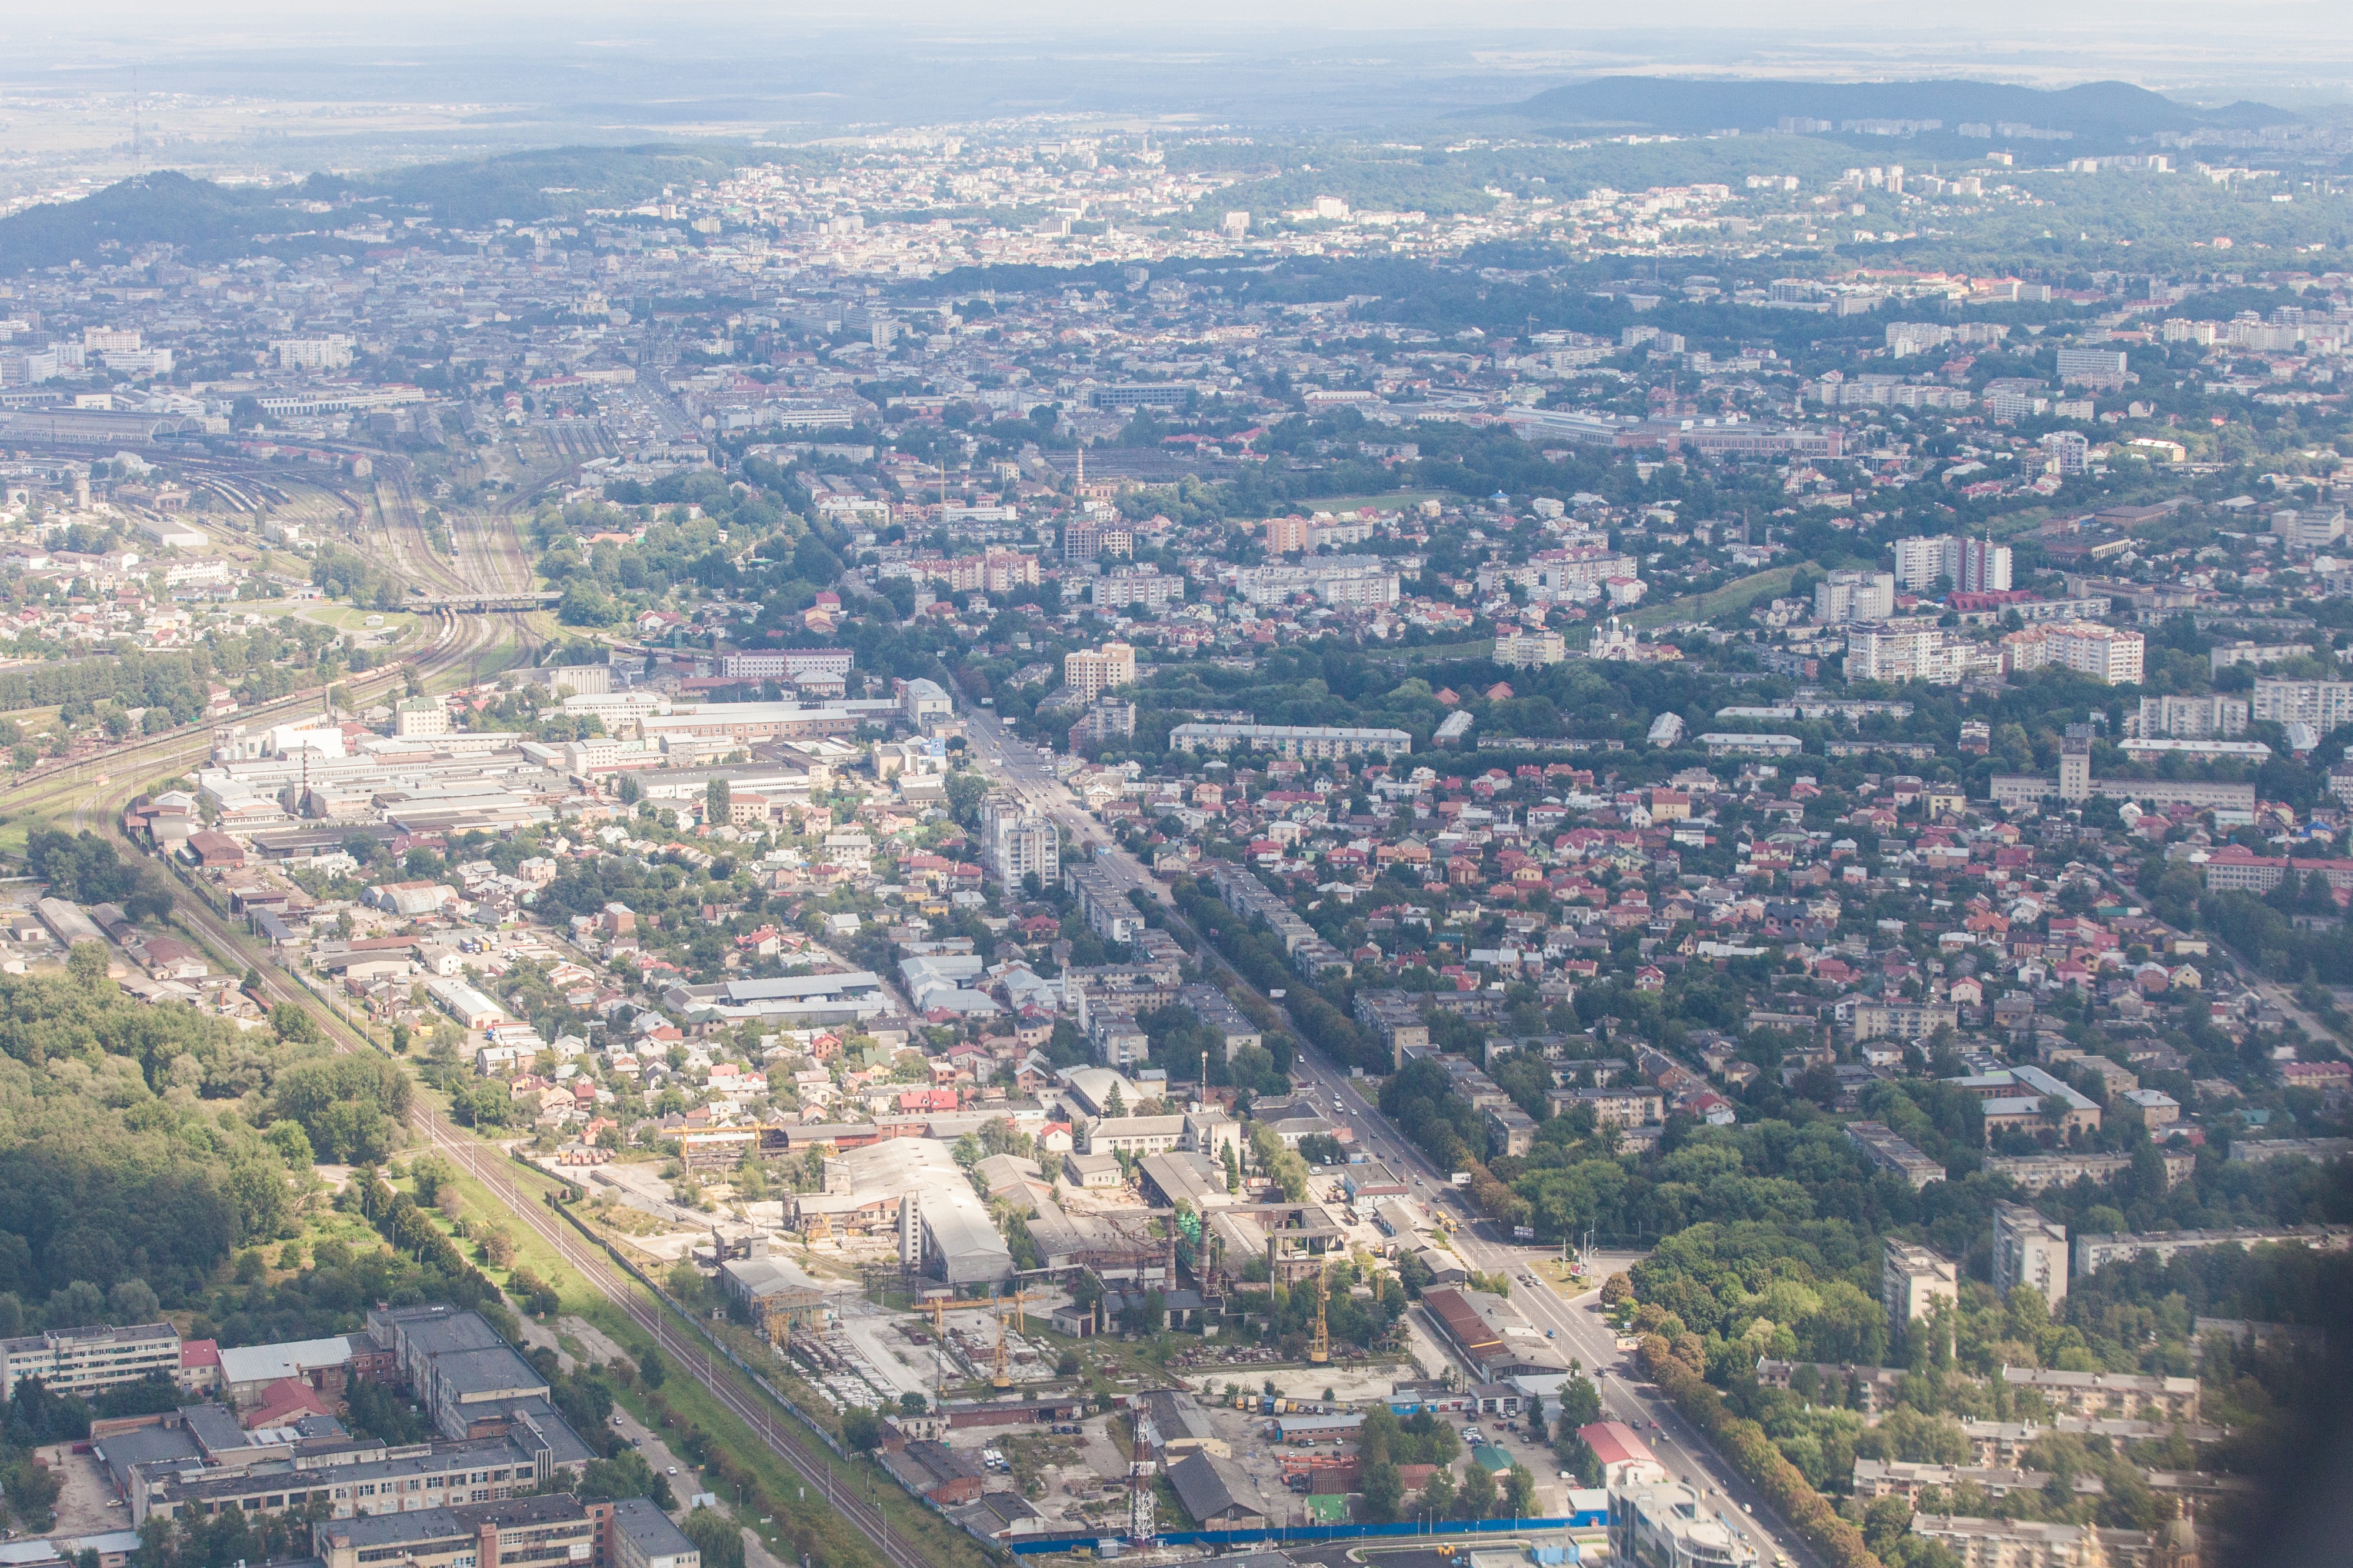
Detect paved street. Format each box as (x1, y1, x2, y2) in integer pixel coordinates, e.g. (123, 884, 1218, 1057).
(961, 699, 1801, 1566)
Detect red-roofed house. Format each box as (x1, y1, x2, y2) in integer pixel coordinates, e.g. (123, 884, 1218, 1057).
(179, 1339, 222, 1394)
(246, 1376, 336, 1429)
(1578, 1421, 1667, 1487)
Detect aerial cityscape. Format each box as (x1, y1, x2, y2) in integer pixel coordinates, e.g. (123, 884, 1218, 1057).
(0, 9, 2348, 1568)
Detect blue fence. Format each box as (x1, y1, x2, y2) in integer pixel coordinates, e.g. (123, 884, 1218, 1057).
(1004, 1512, 1608, 1555)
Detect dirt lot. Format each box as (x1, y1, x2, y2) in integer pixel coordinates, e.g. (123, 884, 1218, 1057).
(39, 1443, 124, 1536)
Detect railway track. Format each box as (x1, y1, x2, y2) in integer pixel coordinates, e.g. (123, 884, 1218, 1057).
(147, 874, 935, 1568)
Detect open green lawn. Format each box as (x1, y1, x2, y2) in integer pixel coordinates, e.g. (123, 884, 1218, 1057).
(1295, 489, 1455, 514)
(1378, 638, 1497, 663)
(1631, 565, 1799, 629)
(303, 605, 422, 636)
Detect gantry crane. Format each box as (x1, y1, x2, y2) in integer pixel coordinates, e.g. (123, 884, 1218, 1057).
(918, 1287, 1029, 1390)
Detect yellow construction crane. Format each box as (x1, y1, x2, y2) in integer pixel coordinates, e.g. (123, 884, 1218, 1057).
(924, 1286, 1028, 1336)
(1307, 1272, 1331, 1366)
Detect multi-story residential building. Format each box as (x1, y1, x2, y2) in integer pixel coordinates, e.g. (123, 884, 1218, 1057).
(1846, 1122, 1945, 1188)
(2054, 346, 2129, 387)
(1999, 1365, 2200, 1422)
(2251, 677, 2353, 730)
(1852, 1001, 1959, 1041)
(2008, 623, 2144, 683)
(1884, 1240, 1959, 1345)
(1845, 619, 1971, 684)
(981, 794, 1059, 888)
(1992, 1201, 2071, 1309)
(1064, 641, 1136, 703)
(2048, 623, 2144, 684)
(1071, 696, 1137, 748)
(1494, 628, 1568, 668)
(1814, 569, 1895, 625)
(2071, 1223, 2353, 1281)
(2136, 693, 2248, 739)
(1892, 534, 2011, 592)
(0, 1322, 180, 1402)
(1090, 566, 1182, 610)
(273, 336, 358, 370)
(1911, 1514, 2159, 1568)
(1534, 545, 1641, 595)
(1235, 555, 1401, 609)
(1168, 722, 1411, 759)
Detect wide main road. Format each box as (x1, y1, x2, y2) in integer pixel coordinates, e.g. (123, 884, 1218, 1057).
(960, 695, 1803, 1567)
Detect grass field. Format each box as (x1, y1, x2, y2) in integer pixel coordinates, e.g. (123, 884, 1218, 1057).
(1293, 489, 1455, 513)
(302, 605, 421, 636)
(1631, 565, 1799, 629)
(1376, 638, 1497, 663)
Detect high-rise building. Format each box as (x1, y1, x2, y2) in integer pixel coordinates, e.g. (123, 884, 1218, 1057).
(1992, 1201, 2071, 1309)
(1891, 535, 1953, 591)
(1815, 569, 1895, 625)
(980, 795, 1059, 888)
(1063, 641, 1136, 703)
(1959, 536, 2012, 593)
(1883, 1240, 1958, 1347)
(1892, 534, 2007, 593)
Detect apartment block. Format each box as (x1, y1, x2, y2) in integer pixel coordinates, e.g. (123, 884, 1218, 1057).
(2251, 678, 2353, 730)
(1845, 619, 1972, 684)
(0, 1322, 180, 1402)
(2136, 693, 2248, 739)
(1992, 1201, 2071, 1309)
(1063, 642, 1136, 703)
(2054, 346, 2129, 388)
(2072, 1223, 2353, 1280)
(2000, 1364, 2199, 1422)
(980, 794, 1059, 888)
(1892, 534, 2011, 592)
(1883, 1240, 1959, 1344)
(1815, 569, 1895, 625)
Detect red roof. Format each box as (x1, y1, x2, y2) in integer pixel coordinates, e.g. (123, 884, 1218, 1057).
(1578, 1420, 1658, 1470)
(181, 1339, 221, 1370)
(247, 1376, 335, 1429)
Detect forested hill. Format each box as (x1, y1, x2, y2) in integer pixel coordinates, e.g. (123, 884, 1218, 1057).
(0, 144, 748, 273)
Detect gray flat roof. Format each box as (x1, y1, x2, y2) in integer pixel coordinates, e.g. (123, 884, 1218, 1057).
(721, 972, 881, 1002)
(611, 1498, 697, 1559)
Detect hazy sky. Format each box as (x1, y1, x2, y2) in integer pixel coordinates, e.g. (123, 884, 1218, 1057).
(6, 0, 2349, 125)
(8, 0, 2350, 44)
